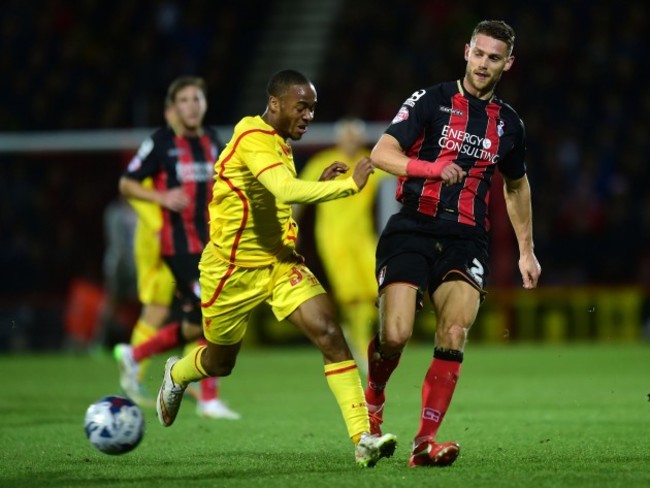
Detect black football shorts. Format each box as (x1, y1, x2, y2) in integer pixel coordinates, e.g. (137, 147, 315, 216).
(376, 209, 489, 308)
(163, 253, 202, 325)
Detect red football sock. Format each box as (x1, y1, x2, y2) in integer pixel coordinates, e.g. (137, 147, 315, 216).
(132, 322, 180, 362)
(414, 349, 463, 442)
(200, 376, 219, 401)
(365, 335, 402, 406)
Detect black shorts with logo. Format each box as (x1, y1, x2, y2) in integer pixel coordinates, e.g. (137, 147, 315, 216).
(162, 253, 202, 324)
(376, 207, 490, 307)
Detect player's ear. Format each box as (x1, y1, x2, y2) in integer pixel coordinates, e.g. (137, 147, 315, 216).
(268, 95, 280, 113)
(503, 55, 515, 72)
(464, 43, 470, 62)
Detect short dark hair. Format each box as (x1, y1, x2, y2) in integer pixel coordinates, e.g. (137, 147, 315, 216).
(166, 76, 206, 105)
(472, 20, 515, 54)
(266, 69, 311, 98)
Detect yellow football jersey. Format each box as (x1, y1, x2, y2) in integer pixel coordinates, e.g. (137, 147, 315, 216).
(209, 116, 360, 267)
(301, 148, 391, 301)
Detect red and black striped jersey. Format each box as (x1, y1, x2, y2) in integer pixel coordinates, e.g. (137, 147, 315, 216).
(124, 126, 223, 256)
(386, 80, 526, 233)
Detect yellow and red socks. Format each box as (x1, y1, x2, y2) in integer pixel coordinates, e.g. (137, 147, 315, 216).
(324, 360, 370, 443)
(130, 319, 158, 347)
(414, 347, 463, 443)
(365, 335, 402, 406)
(132, 322, 180, 362)
(169, 345, 208, 388)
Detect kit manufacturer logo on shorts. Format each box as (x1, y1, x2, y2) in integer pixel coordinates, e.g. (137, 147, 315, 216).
(377, 266, 387, 286)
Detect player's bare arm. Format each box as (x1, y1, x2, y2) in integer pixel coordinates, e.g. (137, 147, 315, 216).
(119, 176, 189, 212)
(503, 174, 541, 289)
(371, 134, 465, 185)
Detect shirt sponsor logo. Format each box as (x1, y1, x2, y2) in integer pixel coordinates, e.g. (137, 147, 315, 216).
(439, 105, 464, 116)
(438, 124, 499, 163)
(175, 162, 214, 182)
(391, 106, 410, 124)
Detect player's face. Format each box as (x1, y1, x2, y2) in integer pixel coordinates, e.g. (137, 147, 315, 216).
(463, 33, 514, 98)
(172, 85, 207, 132)
(274, 83, 317, 141)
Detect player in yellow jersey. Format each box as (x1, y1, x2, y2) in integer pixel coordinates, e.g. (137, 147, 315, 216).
(155, 69, 397, 467)
(299, 118, 392, 365)
(115, 88, 239, 419)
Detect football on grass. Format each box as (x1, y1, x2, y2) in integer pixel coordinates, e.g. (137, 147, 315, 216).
(84, 395, 145, 455)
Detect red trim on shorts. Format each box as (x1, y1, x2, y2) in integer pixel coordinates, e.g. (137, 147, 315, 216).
(379, 281, 419, 291)
(201, 262, 236, 308)
(324, 364, 358, 376)
(255, 162, 283, 178)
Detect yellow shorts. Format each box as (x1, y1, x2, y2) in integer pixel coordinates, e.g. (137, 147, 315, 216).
(199, 245, 325, 345)
(134, 223, 175, 306)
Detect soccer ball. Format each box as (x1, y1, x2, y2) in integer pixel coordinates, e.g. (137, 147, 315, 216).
(84, 395, 145, 455)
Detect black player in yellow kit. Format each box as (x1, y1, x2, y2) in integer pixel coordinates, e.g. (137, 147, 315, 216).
(156, 70, 397, 467)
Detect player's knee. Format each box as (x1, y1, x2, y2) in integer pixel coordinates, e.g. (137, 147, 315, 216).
(202, 357, 236, 377)
(380, 317, 412, 351)
(436, 322, 468, 349)
(381, 330, 410, 352)
(314, 319, 344, 347)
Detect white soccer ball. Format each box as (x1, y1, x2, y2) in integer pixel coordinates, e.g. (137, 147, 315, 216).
(84, 395, 145, 455)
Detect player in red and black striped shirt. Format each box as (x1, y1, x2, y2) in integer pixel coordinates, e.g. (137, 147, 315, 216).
(118, 76, 238, 419)
(364, 20, 542, 467)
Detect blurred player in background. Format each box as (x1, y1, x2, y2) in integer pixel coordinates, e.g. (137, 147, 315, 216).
(116, 76, 239, 419)
(156, 69, 397, 467)
(299, 118, 392, 365)
(364, 20, 541, 467)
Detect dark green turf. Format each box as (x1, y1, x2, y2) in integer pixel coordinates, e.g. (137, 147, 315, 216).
(1, 343, 648, 487)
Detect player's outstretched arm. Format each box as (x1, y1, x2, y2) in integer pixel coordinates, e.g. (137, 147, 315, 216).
(256, 164, 359, 205)
(503, 174, 541, 289)
(371, 134, 465, 184)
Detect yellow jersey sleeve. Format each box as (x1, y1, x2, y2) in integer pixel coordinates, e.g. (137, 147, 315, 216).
(256, 164, 358, 204)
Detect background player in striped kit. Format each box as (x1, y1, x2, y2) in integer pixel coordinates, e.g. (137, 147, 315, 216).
(363, 20, 541, 467)
(115, 76, 239, 419)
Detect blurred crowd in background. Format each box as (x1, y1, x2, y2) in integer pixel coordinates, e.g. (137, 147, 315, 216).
(0, 0, 648, 349)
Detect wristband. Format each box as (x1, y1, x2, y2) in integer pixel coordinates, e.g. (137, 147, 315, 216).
(406, 158, 451, 179)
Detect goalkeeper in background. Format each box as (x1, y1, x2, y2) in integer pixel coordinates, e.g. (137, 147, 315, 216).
(299, 118, 393, 365)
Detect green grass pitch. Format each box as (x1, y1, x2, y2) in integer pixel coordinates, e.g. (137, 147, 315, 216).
(1, 343, 648, 487)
